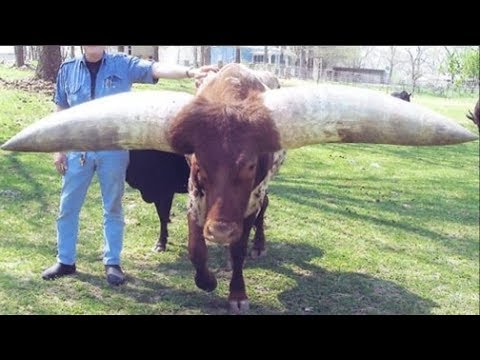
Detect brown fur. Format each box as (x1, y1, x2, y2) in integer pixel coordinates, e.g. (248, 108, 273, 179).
(168, 64, 283, 312)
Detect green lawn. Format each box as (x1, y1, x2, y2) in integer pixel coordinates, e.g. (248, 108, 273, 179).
(0, 65, 478, 314)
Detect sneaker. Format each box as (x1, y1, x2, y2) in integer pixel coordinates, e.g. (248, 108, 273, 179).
(105, 265, 125, 286)
(42, 263, 76, 280)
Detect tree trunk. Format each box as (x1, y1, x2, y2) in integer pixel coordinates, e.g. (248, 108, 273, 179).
(152, 46, 159, 61)
(201, 46, 211, 66)
(264, 46, 268, 64)
(14, 46, 24, 67)
(28, 46, 39, 61)
(35, 46, 62, 82)
(70, 46, 75, 58)
(299, 47, 306, 79)
(117, 46, 125, 53)
(193, 46, 198, 67)
(235, 46, 241, 63)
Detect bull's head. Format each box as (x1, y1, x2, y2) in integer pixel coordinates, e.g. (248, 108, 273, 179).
(2, 64, 478, 247)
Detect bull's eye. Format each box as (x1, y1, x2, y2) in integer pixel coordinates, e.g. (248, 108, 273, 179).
(248, 163, 257, 172)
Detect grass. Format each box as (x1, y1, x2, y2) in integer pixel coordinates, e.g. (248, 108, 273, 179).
(0, 66, 478, 315)
(0, 64, 34, 81)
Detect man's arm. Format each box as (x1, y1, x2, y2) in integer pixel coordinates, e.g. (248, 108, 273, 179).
(151, 63, 218, 80)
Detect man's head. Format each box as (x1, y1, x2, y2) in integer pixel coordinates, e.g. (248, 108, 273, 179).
(83, 46, 106, 62)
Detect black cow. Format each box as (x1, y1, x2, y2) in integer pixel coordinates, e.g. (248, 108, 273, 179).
(391, 90, 412, 102)
(126, 150, 190, 251)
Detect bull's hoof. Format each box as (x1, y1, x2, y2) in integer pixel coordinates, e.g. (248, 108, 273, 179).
(153, 243, 166, 252)
(250, 248, 267, 259)
(195, 271, 217, 292)
(229, 299, 250, 314)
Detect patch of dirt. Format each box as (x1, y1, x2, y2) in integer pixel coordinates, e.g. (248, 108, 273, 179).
(0, 77, 55, 96)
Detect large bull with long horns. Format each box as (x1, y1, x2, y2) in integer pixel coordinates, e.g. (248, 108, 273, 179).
(2, 63, 477, 313)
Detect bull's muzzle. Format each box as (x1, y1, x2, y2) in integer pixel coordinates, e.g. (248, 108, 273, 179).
(204, 220, 242, 245)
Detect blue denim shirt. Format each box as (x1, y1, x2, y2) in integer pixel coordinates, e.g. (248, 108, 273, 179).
(54, 52, 157, 108)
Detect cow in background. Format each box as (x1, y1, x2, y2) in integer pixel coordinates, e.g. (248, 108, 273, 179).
(391, 90, 412, 102)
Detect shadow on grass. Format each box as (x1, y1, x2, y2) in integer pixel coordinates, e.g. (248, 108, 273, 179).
(67, 239, 438, 315)
(311, 143, 479, 170)
(269, 176, 479, 262)
(1, 152, 52, 215)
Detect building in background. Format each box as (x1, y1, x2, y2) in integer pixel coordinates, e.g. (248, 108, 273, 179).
(325, 67, 387, 84)
(210, 46, 296, 66)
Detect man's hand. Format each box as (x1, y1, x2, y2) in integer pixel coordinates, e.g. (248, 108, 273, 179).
(190, 65, 219, 90)
(189, 65, 218, 81)
(54, 152, 67, 175)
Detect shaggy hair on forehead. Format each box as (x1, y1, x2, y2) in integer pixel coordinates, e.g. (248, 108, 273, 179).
(168, 93, 281, 157)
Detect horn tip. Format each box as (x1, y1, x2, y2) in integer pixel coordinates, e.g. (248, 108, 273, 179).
(1, 139, 15, 151)
(463, 131, 479, 143)
(1, 136, 35, 152)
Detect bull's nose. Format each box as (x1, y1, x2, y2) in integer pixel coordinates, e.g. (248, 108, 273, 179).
(204, 221, 240, 244)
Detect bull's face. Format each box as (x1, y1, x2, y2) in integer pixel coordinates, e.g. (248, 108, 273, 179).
(191, 149, 259, 244)
(170, 92, 281, 245)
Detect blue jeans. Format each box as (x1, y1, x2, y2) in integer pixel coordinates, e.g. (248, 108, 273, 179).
(56, 150, 129, 266)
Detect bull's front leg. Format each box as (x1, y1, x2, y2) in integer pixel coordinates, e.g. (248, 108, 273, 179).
(187, 214, 217, 292)
(228, 215, 256, 314)
(251, 194, 269, 259)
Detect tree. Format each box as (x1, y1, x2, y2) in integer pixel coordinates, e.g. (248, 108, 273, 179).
(405, 46, 429, 93)
(14, 46, 24, 67)
(35, 46, 62, 82)
(460, 47, 479, 79)
(117, 46, 125, 53)
(441, 46, 463, 85)
(25, 46, 40, 62)
(152, 46, 159, 61)
(235, 46, 241, 63)
(193, 46, 198, 67)
(70, 46, 75, 58)
(459, 47, 480, 92)
(200, 46, 211, 66)
(386, 46, 398, 83)
(307, 46, 360, 80)
(350, 46, 375, 69)
(264, 46, 268, 64)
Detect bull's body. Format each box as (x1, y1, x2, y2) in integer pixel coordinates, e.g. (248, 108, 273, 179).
(166, 64, 291, 312)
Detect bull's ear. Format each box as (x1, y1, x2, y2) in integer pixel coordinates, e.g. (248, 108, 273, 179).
(169, 123, 194, 154)
(255, 127, 283, 154)
(168, 109, 196, 155)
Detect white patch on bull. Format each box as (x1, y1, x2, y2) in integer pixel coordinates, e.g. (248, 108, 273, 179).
(245, 149, 286, 218)
(187, 150, 287, 227)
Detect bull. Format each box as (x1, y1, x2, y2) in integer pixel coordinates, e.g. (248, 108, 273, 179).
(2, 63, 477, 313)
(125, 69, 280, 253)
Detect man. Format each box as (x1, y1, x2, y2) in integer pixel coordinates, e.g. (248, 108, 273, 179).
(42, 46, 216, 285)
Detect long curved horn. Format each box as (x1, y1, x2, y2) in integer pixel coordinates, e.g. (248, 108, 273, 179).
(263, 85, 478, 149)
(1, 90, 193, 153)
